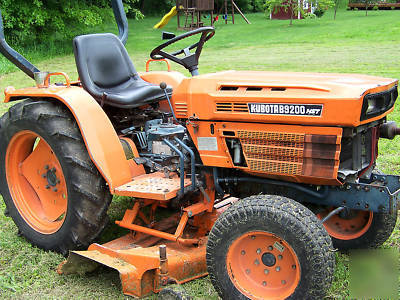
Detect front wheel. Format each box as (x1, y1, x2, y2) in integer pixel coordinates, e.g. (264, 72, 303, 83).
(0, 99, 112, 255)
(317, 208, 397, 250)
(206, 195, 335, 299)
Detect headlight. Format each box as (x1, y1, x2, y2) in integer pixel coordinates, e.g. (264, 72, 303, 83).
(360, 86, 398, 121)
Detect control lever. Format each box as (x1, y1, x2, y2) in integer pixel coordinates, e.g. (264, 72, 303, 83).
(160, 82, 178, 123)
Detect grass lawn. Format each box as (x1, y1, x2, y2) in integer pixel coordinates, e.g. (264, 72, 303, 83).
(0, 6, 399, 299)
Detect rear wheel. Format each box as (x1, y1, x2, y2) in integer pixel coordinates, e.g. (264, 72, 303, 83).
(317, 208, 397, 250)
(207, 195, 335, 299)
(0, 99, 112, 255)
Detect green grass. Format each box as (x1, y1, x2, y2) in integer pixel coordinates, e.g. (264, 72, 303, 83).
(0, 7, 399, 299)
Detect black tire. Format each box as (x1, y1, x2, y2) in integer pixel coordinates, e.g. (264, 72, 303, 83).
(206, 195, 335, 300)
(0, 99, 112, 255)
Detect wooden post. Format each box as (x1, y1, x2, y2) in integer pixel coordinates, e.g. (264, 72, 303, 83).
(231, 0, 235, 24)
(224, 0, 228, 24)
(232, 1, 251, 24)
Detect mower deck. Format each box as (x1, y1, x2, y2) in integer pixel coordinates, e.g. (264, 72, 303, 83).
(59, 233, 208, 298)
(114, 172, 192, 200)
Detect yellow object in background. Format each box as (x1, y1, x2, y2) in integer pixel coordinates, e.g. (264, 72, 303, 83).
(154, 6, 177, 29)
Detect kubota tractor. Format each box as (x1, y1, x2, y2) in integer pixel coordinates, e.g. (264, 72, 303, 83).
(0, 1, 399, 299)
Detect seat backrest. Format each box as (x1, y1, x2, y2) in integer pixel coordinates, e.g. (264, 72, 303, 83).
(73, 33, 137, 94)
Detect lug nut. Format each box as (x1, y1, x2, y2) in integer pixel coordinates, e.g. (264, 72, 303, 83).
(241, 250, 246, 255)
(262, 281, 267, 286)
(42, 174, 46, 178)
(278, 255, 283, 260)
(45, 165, 49, 170)
(256, 248, 261, 254)
(264, 269, 269, 275)
(51, 168, 56, 173)
(254, 259, 260, 266)
(282, 280, 286, 285)
(268, 246, 273, 251)
(246, 269, 250, 274)
(292, 265, 296, 270)
(251, 236, 255, 240)
(56, 179, 60, 184)
(53, 188, 58, 192)
(276, 266, 281, 272)
(45, 185, 50, 189)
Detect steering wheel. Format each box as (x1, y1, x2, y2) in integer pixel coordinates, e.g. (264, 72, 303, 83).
(150, 27, 215, 76)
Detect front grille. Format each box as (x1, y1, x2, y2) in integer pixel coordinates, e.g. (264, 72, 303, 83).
(216, 102, 249, 113)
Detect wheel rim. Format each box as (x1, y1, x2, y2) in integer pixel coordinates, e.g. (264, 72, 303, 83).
(226, 231, 301, 300)
(6, 130, 68, 234)
(318, 208, 373, 240)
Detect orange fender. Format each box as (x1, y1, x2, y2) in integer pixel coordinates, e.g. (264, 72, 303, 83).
(4, 86, 131, 192)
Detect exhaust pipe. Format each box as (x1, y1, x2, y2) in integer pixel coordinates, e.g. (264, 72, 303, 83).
(0, 9, 40, 79)
(0, 0, 128, 79)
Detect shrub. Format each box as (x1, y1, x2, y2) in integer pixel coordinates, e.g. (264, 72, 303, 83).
(314, 8, 326, 17)
(0, 0, 142, 46)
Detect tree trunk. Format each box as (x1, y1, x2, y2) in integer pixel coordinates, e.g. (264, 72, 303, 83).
(290, 4, 293, 25)
(366, 2, 368, 16)
(334, 1, 339, 20)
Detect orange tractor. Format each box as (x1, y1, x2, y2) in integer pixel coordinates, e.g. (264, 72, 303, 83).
(0, 1, 399, 299)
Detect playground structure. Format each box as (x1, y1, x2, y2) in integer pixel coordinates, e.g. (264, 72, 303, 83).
(155, 0, 250, 30)
(176, 0, 215, 30)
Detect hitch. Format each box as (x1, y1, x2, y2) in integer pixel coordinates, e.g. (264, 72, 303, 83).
(380, 121, 400, 139)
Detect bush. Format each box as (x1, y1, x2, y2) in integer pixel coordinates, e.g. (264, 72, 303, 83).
(0, 0, 142, 46)
(314, 8, 326, 17)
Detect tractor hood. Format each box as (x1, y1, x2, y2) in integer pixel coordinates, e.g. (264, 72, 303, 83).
(172, 71, 398, 127)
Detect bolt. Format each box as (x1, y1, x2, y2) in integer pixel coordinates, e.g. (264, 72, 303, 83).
(264, 269, 269, 275)
(268, 246, 273, 251)
(278, 255, 283, 260)
(254, 259, 260, 266)
(45, 165, 49, 170)
(292, 265, 296, 269)
(256, 248, 261, 254)
(53, 188, 58, 192)
(51, 167, 56, 173)
(45, 185, 50, 189)
(262, 281, 267, 286)
(42, 174, 46, 178)
(57, 179, 60, 184)
(282, 280, 286, 285)
(276, 266, 281, 272)
(241, 250, 246, 255)
(246, 269, 250, 274)
(251, 235, 255, 240)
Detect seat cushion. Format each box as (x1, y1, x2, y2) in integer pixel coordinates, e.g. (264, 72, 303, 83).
(103, 77, 173, 108)
(73, 33, 172, 108)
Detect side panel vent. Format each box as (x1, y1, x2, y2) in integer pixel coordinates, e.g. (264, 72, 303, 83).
(216, 102, 249, 113)
(237, 130, 340, 178)
(174, 102, 188, 117)
(238, 131, 305, 175)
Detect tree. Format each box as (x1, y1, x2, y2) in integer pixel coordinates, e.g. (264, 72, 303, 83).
(0, 0, 142, 46)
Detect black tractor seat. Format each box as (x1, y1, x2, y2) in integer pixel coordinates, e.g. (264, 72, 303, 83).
(73, 33, 172, 108)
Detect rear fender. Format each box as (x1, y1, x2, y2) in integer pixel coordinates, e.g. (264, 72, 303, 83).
(4, 86, 132, 192)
